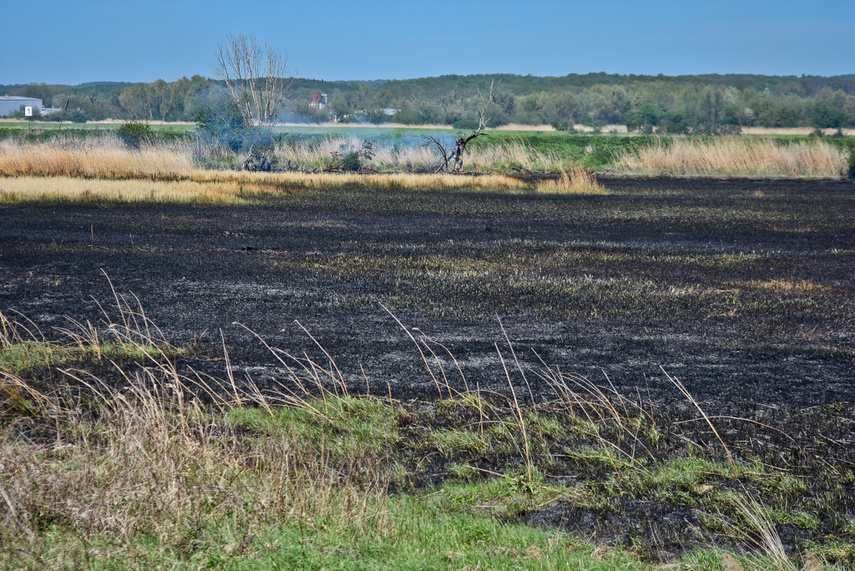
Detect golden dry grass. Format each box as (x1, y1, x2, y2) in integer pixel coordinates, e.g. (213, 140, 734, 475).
(614, 138, 848, 177)
(0, 140, 195, 179)
(741, 127, 855, 136)
(536, 167, 605, 194)
(0, 172, 536, 203)
(0, 176, 262, 204)
(0, 137, 598, 202)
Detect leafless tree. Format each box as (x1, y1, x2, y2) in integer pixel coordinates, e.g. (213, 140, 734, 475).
(215, 34, 292, 126)
(421, 134, 453, 172)
(423, 82, 494, 173)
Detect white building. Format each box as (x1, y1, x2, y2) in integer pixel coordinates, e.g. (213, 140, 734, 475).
(0, 96, 43, 117)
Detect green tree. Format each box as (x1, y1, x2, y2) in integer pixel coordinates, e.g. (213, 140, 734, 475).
(119, 83, 151, 120)
(547, 91, 579, 131)
(22, 83, 53, 107)
(811, 87, 848, 128)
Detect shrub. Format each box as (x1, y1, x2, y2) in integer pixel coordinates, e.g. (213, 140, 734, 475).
(117, 122, 154, 149)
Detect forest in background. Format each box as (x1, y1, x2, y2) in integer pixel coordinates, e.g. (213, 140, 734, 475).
(3, 72, 855, 134)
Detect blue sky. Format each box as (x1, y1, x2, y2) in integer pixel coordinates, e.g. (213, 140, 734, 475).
(2, 0, 853, 85)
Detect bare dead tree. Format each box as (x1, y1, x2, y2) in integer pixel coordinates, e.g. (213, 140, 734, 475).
(452, 82, 494, 173)
(423, 82, 494, 174)
(421, 135, 453, 172)
(215, 34, 292, 126)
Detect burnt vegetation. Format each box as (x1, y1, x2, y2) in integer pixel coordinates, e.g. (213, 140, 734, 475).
(2, 176, 855, 566)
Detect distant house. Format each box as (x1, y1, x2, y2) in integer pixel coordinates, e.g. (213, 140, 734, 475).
(311, 93, 328, 108)
(0, 96, 43, 117)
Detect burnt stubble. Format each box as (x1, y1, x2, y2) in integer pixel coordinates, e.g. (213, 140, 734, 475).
(2, 177, 854, 559)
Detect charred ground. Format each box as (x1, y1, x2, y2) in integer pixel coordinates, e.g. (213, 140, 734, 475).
(2, 177, 854, 562)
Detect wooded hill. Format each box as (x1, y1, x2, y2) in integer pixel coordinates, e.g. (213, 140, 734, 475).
(4, 72, 855, 133)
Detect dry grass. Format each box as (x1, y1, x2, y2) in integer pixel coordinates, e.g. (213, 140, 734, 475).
(276, 136, 441, 172)
(0, 375, 393, 565)
(0, 176, 266, 204)
(535, 167, 605, 194)
(0, 297, 394, 567)
(0, 138, 195, 179)
(0, 172, 534, 203)
(614, 138, 848, 177)
(734, 278, 831, 293)
(465, 140, 570, 172)
(742, 127, 855, 136)
(274, 136, 574, 174)
(0, 137, 565, 202)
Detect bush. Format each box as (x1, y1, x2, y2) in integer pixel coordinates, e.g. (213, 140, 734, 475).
(117, 122, 154, 149)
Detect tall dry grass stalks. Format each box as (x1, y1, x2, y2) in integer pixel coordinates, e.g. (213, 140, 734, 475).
(0, 177, 257, 203)
(276, 136, 440, 172)
(465, 140, 569, 172)
(536, 167, 605, 194)
(0, 138, 195, 179)
(0, 295, 393, 565)
(273, 136, 573, 174)
(0, 172, 531, 203)
(614, 138, 848, 177)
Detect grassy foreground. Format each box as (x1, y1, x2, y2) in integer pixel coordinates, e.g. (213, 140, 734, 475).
(1, 295, 853, 570)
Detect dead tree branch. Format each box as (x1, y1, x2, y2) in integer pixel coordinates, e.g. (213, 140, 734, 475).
(452, 81, 494, 173)
(421, 135, 453, 173)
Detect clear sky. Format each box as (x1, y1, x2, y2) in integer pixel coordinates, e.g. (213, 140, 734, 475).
(2, 0, 853, 85)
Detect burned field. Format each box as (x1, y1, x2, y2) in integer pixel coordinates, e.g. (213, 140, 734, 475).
(2, 177, 855, 562)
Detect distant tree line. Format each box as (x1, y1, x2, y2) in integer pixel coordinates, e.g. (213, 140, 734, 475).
(4, 72, 855, 132)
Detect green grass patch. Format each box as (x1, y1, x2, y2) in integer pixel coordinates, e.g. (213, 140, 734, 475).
(0, 340, 181, 374)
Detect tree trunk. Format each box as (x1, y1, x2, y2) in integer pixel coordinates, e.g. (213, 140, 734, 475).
(452, 137, 467, 174)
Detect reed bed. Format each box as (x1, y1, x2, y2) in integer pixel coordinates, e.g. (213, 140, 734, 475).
(614, 137, 848, 177)
(0, 138, 195, 179)
(535, 167, 605, 194)
(274, 136, 572, 173)
(465, 140, 569, 172)
(276, 136, 440, 172)
(1, 137, 563, 189)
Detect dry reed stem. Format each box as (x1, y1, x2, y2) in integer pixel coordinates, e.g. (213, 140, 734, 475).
(732, 496, 795, 570)
(0, 140, 195, 179)
(536, 167, 605, 194)
(614, 138, 847, 177)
